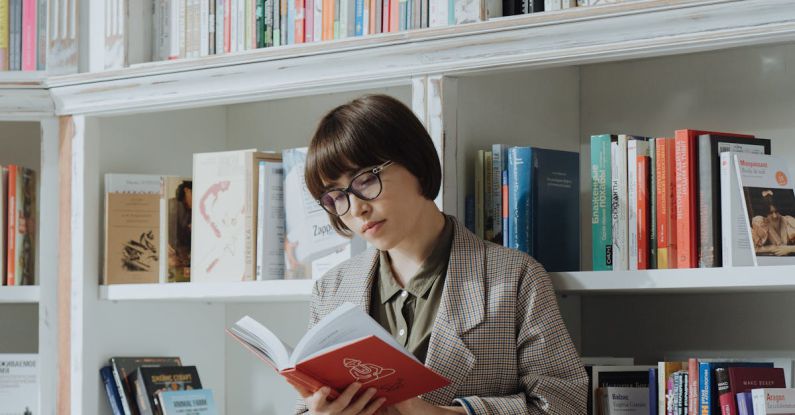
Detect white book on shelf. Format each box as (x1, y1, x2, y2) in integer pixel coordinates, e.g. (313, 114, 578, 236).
(428, 0, 448, 28)
(752, 388, 795, 415)
(454, 0, 479, 24)
(0, 354, 38, 415)
(201, 0, 210, 56)
(598, 387, 649, 415)
(611, 138, 628, 271)
(256, 160, 285, 280)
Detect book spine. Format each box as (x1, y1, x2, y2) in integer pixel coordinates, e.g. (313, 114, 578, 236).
(492, 144, 506, 246)
(699, 362, 711, 415)
(0, 0, 7, 70)
(484, 151, 493, 242)
(354, 0, 363, 35)
(20, 0, 34, 70)
(262, 161, 285, 279)
(159, 177, 167, 283)
(655, 138, 675, 269)
(101, 367, 125, 415)
(508, 147, 531, 255)
(256, 161, 266, 280)
(698, 136, 716, 267)
(502, 170, 508, 247)
(474, 150, 484, 239)
(674, 130, 697, 268)
(716, 368, 733, 415)
(650, 368, 659, 415)
(34, 0, 43, 69)
(688, 358, 699, 415)
(736, 392, 752, 415)
(389, 0, 398, 31)
(637, 155, 650, 270)
(649, 138, 657, 269)
(111, 363, 133, 415)
(752, 389, 767, 415)
(591, 134, 613, 271)
(134, 371, 154, 415)
(6, 165, 15, 285)
(210, 0, 217, 53)
(295, 0, 305, 43)
(627, 139, 639, 270)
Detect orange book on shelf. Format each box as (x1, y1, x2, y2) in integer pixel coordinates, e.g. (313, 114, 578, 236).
(655, 138, 676, 269)
(673, 129, 753, 269)
(637, 155, 650, 270)
(228, 303, 450, 406)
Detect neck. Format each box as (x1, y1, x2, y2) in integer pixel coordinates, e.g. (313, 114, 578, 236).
(386, 202, 446, 287)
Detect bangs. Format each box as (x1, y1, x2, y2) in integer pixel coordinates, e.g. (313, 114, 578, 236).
(305, 112, 390, 199)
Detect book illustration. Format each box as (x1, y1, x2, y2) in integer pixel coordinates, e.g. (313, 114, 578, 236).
(197, 179, 241, 274)
(157, 389, 219, 415)
(134, 366, 202, 415)
(122, 230, 158, 272)
(165, 178, 192, 282)
(344, 358, 395, 384)
(747, 187, 795, 257)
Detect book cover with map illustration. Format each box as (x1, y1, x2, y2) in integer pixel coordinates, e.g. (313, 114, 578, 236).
(283, 147, 351, 279)
(104, 174, 161, 285)
(191, 149, 281, 282)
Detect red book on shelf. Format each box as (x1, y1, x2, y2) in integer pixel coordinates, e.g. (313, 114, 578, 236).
(227, 303, 450, 406)
(655, 138, 676, 269)
(6, 165, 16, 286)
(637, 155, 650, 269)
(673, 129, 753, 269)
(719, 367, 785, 415)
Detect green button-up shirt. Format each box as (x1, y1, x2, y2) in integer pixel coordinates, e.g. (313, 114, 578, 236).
(370, 215, 454, 363)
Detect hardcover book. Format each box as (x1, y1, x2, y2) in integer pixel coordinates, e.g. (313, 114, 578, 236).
(0, 354, 37, 415)
(699, 361, 774, 415)
(591, 134, 615, 271)
(227, 302, 450, 406)
(157, 389, 219, 415)
(723, 367, 787, 415)
(6, 165, 35, 286)
(255, 160, 285, 280)
(283, 147, 350, 279)
(752, 388, 795, 415)
(100, 365, 125, 415)
(104, 174, 162, 285)
(162, 177, 193, 283)
(110, 356, 183, 415)
(134, 366, 203, 415)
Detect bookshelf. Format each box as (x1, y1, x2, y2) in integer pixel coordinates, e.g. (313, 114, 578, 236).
(0, 0, 791, 414)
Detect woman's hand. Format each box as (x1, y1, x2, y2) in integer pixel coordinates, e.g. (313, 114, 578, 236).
(288, 379, 386, 415)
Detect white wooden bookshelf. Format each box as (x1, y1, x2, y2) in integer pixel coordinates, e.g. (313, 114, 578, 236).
(0, 0, 793, 414)
(99, 280, 315, 302)
(0, 286, 40, 303)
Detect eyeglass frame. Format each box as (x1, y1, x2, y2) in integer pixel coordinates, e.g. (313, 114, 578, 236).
(317, 160, 394, 216)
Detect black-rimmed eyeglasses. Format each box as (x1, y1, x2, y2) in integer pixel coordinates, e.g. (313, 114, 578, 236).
(317, 161, 393, 216)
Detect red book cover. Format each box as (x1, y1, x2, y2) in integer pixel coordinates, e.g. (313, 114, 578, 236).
(295, 0, 305, 43)
(687, 358, 698, 415)
(389, 0, 398, 32)
(720, 367, 786, 415)
(637, 156, 650, 269)
(673, 129, 753, 269)
(655, 138, 676, 269)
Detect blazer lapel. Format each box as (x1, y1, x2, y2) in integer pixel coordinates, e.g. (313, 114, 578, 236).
(341, 247, 379, 313)
(423, 217, 486, 405)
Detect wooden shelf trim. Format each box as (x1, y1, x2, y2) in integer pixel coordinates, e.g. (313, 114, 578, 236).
(47, 0, 795, 116)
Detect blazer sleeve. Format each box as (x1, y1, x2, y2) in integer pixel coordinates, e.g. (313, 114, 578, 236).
(454, 261, 589, 414)
(293, 280, 324, 415)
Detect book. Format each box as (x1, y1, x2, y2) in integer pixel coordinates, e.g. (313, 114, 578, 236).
(157, 389, 219, 414)
(507, 146, 532, 255)
(735, 153, 795, 265)
(7, 165, 35, 286)
(227, 302, 450, 406)
(752, 388, 795, 415)
(192, 149, 281, 282)
(162, 177, 192, 283)
(255, 160, 285, 280)
(283, 147, 351, 279)
(658, 361, 687, 415)
(590, 365, 653, 415)
(591, 134, 615, 271)
(104, 174, 162, 285)
(627, 139, 649, 271)
(0, 354, 37, 415)
(134, 366, 203, 415)
(491, 143, 508, 245)
(655, 138, 676, 269)
(673, 129, 753, 268)
(100, 365, 125, 415)
(737, 391, 753, 415)
(720, 367, 787, 415)
(699, 361, 775, 415)
(597, 387, 649, 414)
(697, 135, 771, 267)
(532, 147, 580, 272)
(0, 166, 6, 286)
(110, 356, 183, 415)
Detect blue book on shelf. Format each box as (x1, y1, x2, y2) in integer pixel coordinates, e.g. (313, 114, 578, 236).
(158, 389, 219, 415)
(532, 148, 580, 272)
(699, 361, 774, 415)
(649, 367, 658, 415)
(508, 147, 532, 255)
(502, 169, 509, 247)
(736, 391, 753, 415)
(590, 134, 614, 271)
(100, 366, 124, 415)
(465, 194, 475, 233)
(492, 144, 508, 246)
(354, 0, 364, 36)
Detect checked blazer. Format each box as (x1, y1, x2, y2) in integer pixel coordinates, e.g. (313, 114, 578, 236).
(295, 216, 588, 414)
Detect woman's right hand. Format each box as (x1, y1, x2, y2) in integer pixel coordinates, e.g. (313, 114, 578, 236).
(289, 379, 387, 415)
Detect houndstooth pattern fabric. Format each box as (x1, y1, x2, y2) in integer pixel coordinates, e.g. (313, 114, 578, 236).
(294, 216, 588, 414)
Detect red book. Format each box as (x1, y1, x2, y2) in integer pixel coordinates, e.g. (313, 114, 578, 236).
(6, 165, 16, 286)
(655, 138, 676, 269)
(719, 367, 786, 415)
(673, 130, 753, 269)
(687, 358, 699, 415)
(295, 0, 306, 43)
(228, 303, 450, 406)
(637, 156, 650, 269)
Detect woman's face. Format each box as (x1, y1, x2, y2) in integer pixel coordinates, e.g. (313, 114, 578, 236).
(331, 163, 427, 251)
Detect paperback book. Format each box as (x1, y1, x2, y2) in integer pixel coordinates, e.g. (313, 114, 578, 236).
(227, 302, 450, 406)
(157, 389, 219, 415)
(0, 354, 37, 415)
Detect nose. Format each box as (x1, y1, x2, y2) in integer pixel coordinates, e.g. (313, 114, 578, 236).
(347, 193, 370, 218)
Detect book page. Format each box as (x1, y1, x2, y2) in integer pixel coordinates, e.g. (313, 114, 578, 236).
(292, 302, 415, 366)
(231, 316, 293, 370)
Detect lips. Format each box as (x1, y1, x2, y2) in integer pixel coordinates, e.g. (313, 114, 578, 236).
(361, 220, 385, 234)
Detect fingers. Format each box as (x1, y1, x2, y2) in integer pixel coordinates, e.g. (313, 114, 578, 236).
(360, 396, 387, 415)
(346, 386, 379, 414)
(323, 382, 362, 413)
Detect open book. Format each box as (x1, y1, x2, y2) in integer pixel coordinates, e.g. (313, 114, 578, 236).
(227, 302, 450, 406)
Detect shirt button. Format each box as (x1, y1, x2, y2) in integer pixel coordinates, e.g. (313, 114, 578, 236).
(401, 291, 408, 298)
(399, 329, 405, 336)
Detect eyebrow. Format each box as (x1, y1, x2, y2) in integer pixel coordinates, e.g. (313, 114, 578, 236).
(324, 166, 371, 190)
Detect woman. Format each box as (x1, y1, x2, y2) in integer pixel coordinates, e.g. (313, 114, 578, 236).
(290, 94, 588, 415)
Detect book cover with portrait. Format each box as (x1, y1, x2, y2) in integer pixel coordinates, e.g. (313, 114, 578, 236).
(162, 177, 192, 283)
(283, 147, 351, 279)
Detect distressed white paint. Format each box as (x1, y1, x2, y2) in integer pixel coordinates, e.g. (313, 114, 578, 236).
(38, 117, 59, 415)
(0, 88, 54, 120)
(69, 115, 85, 415)
(47, 0, 795, 115)
(0, 286, 40, 302)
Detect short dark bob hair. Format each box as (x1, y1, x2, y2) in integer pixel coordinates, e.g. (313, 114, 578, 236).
(305, 94, 442, 237)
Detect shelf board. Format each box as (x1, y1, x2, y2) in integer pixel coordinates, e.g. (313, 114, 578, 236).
(551, 265, 795, 294)
(99, 279, 315, 302)
(47, 0, 795, 116)
(0, 286, 40, 303)
(0, 71, 47, 87)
